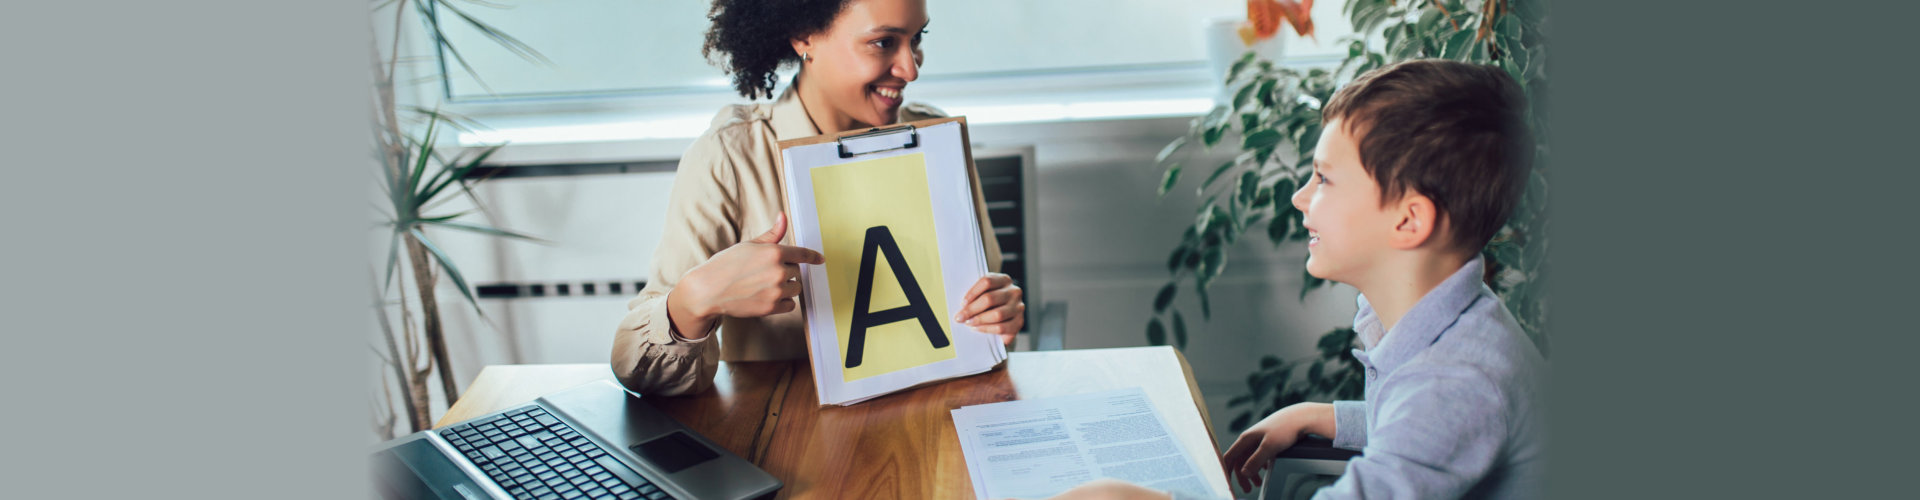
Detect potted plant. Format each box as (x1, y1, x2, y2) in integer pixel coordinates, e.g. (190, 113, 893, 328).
(1146, 0, 1550, 432)
(367, 0, 549, 438)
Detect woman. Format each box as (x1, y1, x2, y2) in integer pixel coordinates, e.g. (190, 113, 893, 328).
(612, 0, 1025, 397)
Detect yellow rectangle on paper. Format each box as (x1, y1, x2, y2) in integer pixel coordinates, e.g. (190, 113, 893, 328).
(811, 153, 956, 382)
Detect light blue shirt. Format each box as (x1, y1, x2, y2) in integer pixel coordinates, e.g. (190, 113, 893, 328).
(1317, 256, 1547, 499)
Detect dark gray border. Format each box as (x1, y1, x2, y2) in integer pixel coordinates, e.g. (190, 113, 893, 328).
(1549, 1, 1916, 498)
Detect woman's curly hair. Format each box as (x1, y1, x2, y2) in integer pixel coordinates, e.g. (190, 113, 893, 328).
(704, 0, 853, 100)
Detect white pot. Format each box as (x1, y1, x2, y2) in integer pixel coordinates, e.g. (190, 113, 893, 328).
(1205, 16, 1286, 100)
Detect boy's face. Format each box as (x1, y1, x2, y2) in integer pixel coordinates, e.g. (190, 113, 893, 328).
(1291, 118, 1401, 285)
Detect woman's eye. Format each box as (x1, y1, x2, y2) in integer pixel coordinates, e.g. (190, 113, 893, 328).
(871, 39, 893, 49)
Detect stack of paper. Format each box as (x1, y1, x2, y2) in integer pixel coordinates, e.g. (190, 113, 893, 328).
(780, 118, 1008, 406)
(951, 387, 1219, 500)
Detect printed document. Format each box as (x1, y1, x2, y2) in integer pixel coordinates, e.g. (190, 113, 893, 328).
(951, 387, 1216, 499)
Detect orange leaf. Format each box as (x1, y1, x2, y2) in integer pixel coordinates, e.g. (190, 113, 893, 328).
(1248, 0, 1317, 41)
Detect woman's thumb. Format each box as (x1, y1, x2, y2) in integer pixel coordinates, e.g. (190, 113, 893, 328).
(749, 212, 788, 244)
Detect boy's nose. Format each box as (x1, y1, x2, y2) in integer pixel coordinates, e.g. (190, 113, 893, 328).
(1290, 179, 1311, 212)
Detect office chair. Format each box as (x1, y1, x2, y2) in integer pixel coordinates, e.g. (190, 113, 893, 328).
(1259, 436, 1360, 500)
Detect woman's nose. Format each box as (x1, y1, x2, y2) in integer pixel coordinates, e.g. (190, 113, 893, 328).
(893, 48, 920, 82)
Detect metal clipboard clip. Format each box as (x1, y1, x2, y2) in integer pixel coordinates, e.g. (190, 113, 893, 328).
(836, 124, 920, 158)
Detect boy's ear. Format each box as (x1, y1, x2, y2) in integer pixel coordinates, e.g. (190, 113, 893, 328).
(1389, 193, 1441, 250)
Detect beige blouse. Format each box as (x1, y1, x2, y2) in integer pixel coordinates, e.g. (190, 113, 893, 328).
(610, 83, 1003, 396)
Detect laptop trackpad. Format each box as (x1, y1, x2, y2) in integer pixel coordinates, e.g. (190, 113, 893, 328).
(630, 431, 719, 474)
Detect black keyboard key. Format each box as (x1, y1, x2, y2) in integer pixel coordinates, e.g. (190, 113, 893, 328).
(617, 492, 641, 500)
(592, 456, 650, 490)
(583, 486, 607, 497)
(480, 446, 507, 460)
(561, 490, 584, 500)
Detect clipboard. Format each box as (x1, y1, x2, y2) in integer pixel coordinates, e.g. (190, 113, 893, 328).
(779, 116, 1009, 406)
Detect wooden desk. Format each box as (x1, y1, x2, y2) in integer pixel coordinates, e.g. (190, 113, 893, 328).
(436, 346, 1227, 499)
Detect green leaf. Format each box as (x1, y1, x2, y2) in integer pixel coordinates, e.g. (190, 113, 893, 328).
(1195, 283, 1212, 320)
(1256, 79, 1278, 107)
(1202, 245, 1226, 282)
(409, 227, 484, 316)
(1299, 257, 1325, 301)
(1155, 136, 1187, 165)
(1201, 160, 1237, 191)
(1202, 124, 1227, 148)
(1157, 163, 1182, 197)
(1267, 209, 1294, 246)
(1348, 40, 1366, 59)
(422, 220, 545, 242)
(1236, 171, 1259, 204)
(1233, 82, 1260, 111)
(1153, 282, 1177, 312)
(1166, 245, 1188, 274)
(1251, 185, 1274, 210)
(1296, 127, 1322, 158)
(1226, 50, 1258, 82)
(1171, 310, 1188, 350)
(1259, 355, 1282, 369)
(1442, 28, 1476, 60)
(1242, 129, 1283, 150)
(1146, 318, 1167, 346)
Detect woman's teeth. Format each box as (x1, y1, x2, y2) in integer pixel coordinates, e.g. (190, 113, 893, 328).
(875, 87, 901, 99)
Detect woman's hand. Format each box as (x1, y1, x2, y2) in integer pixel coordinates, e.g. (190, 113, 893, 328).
(1220, 402, 1335, 493)
(667, 212, 824, 339)
(956, 272, 1024, 345)
(1013, 479, 1169, 500)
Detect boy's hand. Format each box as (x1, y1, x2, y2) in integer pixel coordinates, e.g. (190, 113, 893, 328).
(1220, 403, 1336, 493)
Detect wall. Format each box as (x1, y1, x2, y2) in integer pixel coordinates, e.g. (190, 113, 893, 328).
(394, 115, 1359, 451)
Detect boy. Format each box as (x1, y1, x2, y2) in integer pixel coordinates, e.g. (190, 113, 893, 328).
(1050, 59, 1545, 499)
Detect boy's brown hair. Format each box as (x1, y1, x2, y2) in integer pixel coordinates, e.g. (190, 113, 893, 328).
(1322, 58, 1533, 253)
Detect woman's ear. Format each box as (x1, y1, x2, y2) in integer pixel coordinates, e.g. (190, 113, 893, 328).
(790, 35, 815, 63)
(1390, 193, 1440, 250)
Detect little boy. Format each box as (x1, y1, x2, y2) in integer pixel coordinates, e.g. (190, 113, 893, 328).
(1045, 59, 1545, 500)
(1220, 58, 1547, 499)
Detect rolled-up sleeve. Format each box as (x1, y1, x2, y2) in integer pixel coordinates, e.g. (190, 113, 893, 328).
(1314, 367, 1506, 499)
(610, 129, 741, 397)
(1331, 400, 1369, 450)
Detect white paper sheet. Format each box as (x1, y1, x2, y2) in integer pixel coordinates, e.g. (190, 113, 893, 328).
(951, 387, 1219, 500)
(781, 119, 1008, 406)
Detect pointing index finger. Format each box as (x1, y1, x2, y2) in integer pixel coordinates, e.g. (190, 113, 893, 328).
(776, 245, 824, 265)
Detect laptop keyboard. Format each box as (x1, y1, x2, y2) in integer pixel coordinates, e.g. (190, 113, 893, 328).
(441, 406, 674, 500)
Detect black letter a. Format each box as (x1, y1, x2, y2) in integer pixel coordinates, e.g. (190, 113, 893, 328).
(844, 226, 949, 369)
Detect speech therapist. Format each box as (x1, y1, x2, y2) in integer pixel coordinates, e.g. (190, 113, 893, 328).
(612, 0, 1025, 396)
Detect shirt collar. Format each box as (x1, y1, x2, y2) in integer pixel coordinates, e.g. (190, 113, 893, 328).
(1352, 256, 1489, 374)
(767, 78, 821, 142)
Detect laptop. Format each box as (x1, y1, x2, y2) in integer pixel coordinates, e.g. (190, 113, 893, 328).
(370, 380, 782, 500)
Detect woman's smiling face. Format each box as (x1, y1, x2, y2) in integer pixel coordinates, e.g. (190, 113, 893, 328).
(793, 0, 927, 131)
